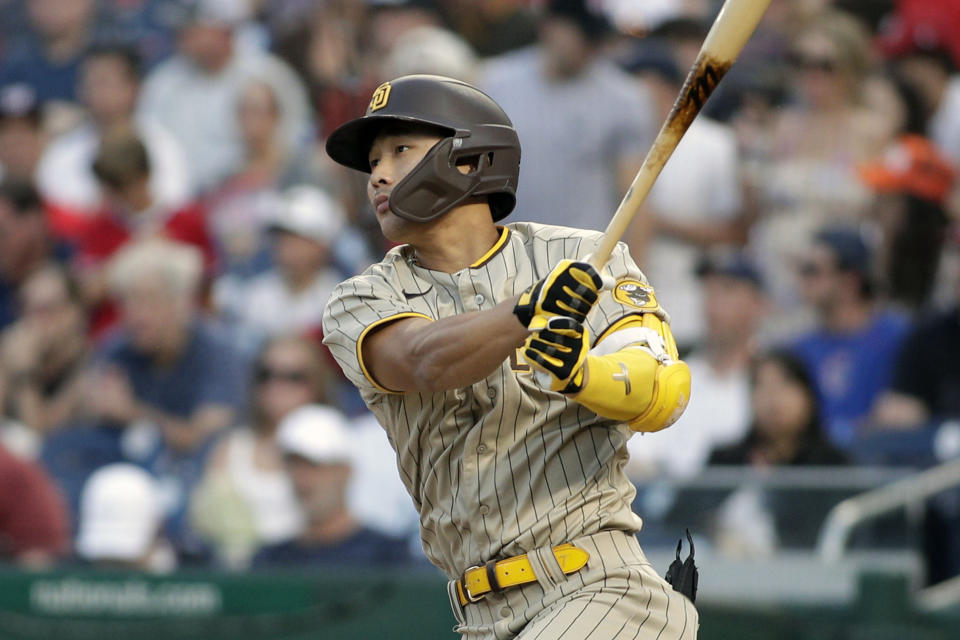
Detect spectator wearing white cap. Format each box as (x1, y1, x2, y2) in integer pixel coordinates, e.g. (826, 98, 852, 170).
(252, 405, 413, 568)
(215, 185, 347, 342)
(75, 463, 174, 572)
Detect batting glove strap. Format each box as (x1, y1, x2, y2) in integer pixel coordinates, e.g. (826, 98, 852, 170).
(523, 316, 590, 393)
(513, 260, 604, 328)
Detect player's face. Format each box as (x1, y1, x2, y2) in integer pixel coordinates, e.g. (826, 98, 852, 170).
(367, 130, 444, 241)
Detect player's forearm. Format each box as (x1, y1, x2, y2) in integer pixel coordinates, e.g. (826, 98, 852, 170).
(406, 299, 527, 391)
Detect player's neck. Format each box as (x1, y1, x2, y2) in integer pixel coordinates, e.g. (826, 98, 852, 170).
(410, 204, 501, 273)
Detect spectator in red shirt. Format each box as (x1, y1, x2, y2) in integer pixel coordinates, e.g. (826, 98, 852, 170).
(74, 129, 214, 337)
(0, 443, 69, 567)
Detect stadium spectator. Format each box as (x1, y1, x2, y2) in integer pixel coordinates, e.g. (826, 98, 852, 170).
(137, 0, 312, 191)
(0, 0, 97, 105)
(1, 265, 87, 441)
(888, 43, 960, 164)
(0, 442, 68, 568)
(75, 463, 174, 572)
(82, 239, 245, 560)
(627, 250, 767, 479)
(481, 0, 654, 229)
(622, 38, 746, 348)
(790, 227, 911, 450)
(872, 277, 960, 429)
(748, 9, 890, 316)
(96, 0, 181, 69)
(0, 83, 46, 184)
(0, 179, 57, 331)
(88, 239, 244, 455)
(36, 44, 192, 221)
(76, 129, 214, 337)
(268, 1, 378, 140)
(252, 405, 412, 568)
(859, 135, 958, 311)
(869, 271, 960, 587)
(215, 186, 345, 344)
(431, 0, 537, 58)
(191, 335, 337, 569)
(205, 79, 319, 288)
(710, 349, 848, 467)
(709, 350, 848, 557)
(877, 0, 960, 72)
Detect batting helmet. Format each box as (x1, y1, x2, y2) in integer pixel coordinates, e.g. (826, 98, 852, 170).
(325, 74, 521, 222)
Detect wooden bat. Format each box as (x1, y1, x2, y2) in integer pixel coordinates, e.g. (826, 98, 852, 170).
(589, 0, 773, 269)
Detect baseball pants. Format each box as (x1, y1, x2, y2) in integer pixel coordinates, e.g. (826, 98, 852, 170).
(446, 530, 698, 640)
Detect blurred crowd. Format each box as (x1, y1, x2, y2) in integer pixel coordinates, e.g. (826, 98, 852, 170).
(0, 0, 958, 581)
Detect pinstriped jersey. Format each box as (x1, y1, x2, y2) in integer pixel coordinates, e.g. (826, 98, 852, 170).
(322, 222, 655, 579)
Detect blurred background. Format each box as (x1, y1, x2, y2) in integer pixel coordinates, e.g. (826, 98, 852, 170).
(0, 0, 958, 637)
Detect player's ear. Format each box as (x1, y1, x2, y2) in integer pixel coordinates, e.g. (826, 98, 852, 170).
(455, 154, 482, 175)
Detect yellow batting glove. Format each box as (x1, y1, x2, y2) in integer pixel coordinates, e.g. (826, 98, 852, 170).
(513, 260, 604, 328)
(522, 316, 590, 393)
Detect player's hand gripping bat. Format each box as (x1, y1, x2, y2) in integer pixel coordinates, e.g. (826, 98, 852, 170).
(589, 0, 773, 270)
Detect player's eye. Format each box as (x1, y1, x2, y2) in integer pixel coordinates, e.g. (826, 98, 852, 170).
(369, 157, 380, 169)
(395, 144, 410, 154)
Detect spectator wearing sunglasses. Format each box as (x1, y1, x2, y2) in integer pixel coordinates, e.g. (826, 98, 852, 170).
(191, 334, 335, 568)
(788, 227, 911, 451)
(746, 9, 892, 321)
(215, 185, 346, 350)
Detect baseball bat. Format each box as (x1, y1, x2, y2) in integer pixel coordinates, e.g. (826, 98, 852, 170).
(589, 0, 773, 269)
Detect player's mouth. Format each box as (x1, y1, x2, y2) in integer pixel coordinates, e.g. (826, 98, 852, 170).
(373, 193, 391, 215)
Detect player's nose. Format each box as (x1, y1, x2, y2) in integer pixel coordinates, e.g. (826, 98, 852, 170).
(369, 158, 394, 188)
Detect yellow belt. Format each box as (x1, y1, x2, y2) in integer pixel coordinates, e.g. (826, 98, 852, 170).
(455, 543, 590, 606)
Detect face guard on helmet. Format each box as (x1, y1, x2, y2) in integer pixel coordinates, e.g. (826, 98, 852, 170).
(325, 74, 521, 223)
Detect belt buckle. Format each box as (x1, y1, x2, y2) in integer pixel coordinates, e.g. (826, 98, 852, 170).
(461, 565, 486, 603)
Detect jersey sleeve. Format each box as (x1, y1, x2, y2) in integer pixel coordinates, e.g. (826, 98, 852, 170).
(322, 273, 433, 395)
(584, 241, 665, 345)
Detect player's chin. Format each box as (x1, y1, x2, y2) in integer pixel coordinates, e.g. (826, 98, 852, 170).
(376, 211, 414, 244)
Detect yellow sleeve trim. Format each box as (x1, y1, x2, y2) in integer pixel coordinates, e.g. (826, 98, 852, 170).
(357, 312, 433, 394)
(470, 226, 510, 268)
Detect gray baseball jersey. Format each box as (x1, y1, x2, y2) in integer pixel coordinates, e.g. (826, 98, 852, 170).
(323, 222, 660, 579)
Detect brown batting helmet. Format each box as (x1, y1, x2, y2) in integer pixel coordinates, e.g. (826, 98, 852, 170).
(325, 74, 521, 222)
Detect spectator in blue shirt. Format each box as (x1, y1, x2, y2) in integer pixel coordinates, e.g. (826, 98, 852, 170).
(0, 0, 98, 105)
(88, 239, 245, 455)
(253, 405, 412, 569)
(81, 239, 246, 561)
(790, 227, 911, 449)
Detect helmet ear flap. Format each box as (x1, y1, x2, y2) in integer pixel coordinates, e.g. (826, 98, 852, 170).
(388, 137, 482, 222)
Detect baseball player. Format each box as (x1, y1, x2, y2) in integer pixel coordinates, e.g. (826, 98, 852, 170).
(322, 74, 697, 639)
